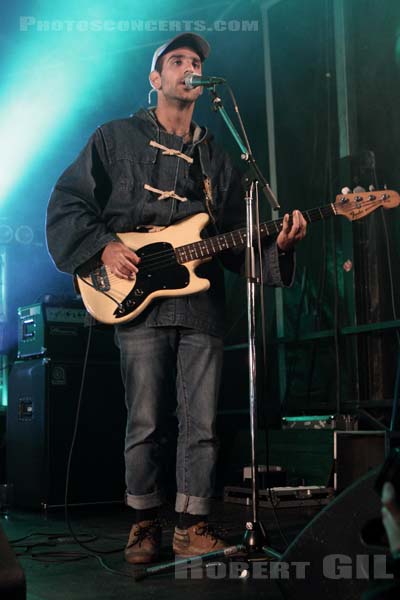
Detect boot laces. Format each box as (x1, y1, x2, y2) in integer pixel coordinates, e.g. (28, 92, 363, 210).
(196, 522, 227, 540)
(128, 522, 159, 547)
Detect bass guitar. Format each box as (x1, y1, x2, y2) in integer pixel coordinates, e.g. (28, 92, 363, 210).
(76, 189, 399, 325)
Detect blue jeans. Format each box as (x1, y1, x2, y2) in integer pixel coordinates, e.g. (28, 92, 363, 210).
(114, 323, 224, 515)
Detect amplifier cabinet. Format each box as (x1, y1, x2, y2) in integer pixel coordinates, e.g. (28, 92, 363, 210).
(7, 358, 126, 508)
(17, 303, 118, 360)
(334, 430, 385, 492)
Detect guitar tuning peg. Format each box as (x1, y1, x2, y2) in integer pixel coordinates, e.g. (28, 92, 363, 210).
(341, 187, 351, 194)
(369, 185, 375, 191)
(353, 186, 366, 193)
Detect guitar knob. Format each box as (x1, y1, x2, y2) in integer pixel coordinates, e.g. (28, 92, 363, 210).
(134, 288, 144, 296)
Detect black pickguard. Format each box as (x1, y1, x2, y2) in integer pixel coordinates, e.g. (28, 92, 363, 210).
(113, 242, 190, 319)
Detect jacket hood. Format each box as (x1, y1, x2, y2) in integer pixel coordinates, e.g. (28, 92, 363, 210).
(133, 107, 211, 146)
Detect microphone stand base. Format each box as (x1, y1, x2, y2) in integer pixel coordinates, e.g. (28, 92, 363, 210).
(243, 521, 270, 553)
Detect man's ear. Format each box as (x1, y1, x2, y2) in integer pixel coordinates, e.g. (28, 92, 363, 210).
(149, 70, 161, 90)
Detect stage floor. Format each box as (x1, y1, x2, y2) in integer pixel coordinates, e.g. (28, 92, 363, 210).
(1, 499, 323, 600)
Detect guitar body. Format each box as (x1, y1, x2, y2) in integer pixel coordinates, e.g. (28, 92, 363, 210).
(76, 213, 212, 325)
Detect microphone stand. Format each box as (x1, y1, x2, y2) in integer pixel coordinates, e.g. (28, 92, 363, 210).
(208, 88, 279, 212)
(208, 86, 279, 552)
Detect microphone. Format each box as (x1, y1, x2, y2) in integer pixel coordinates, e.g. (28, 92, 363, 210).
(184, 73, 226, 89)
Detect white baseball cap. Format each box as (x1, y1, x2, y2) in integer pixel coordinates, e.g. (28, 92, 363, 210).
(150, 32, 211, 73)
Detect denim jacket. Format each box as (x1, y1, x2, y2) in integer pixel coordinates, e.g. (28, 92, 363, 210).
(46, 108, 293, 337)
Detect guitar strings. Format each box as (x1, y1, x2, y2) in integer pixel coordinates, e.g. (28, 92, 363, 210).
(78, 275, 124, 307)
(116, 197, 382, 271)
(106, 198, 382, 279)
(100, 197, 384, 285)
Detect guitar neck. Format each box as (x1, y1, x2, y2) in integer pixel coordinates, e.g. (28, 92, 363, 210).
(175, 203, 336, 264)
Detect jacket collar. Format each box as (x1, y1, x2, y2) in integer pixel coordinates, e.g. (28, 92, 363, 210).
(134, 107, 209, 147)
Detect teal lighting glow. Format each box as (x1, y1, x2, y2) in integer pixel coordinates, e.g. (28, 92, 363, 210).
(282, 415, 334, 422)
(0, 356, 7, 409)
(0, 247, 7, 408)
(0, 67, 77, 199)
(0, 0, 148, 202)
(0, 0, 227, 203)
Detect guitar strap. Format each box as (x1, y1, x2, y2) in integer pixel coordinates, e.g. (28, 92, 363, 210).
(197, 139, 217, 226)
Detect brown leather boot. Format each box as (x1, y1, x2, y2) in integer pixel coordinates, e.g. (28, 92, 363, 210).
(124, 520, 162, 564)
(173, 521, 228, 558)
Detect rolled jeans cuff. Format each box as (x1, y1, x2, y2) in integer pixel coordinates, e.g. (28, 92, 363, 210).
(125, 489, 164, 510)
(175, 493, 211, 515)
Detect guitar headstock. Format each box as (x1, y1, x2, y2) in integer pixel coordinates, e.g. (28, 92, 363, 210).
(334, 190, 400, 221)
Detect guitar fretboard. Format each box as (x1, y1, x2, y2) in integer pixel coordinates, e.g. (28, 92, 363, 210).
(175, 203, 336, 264)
